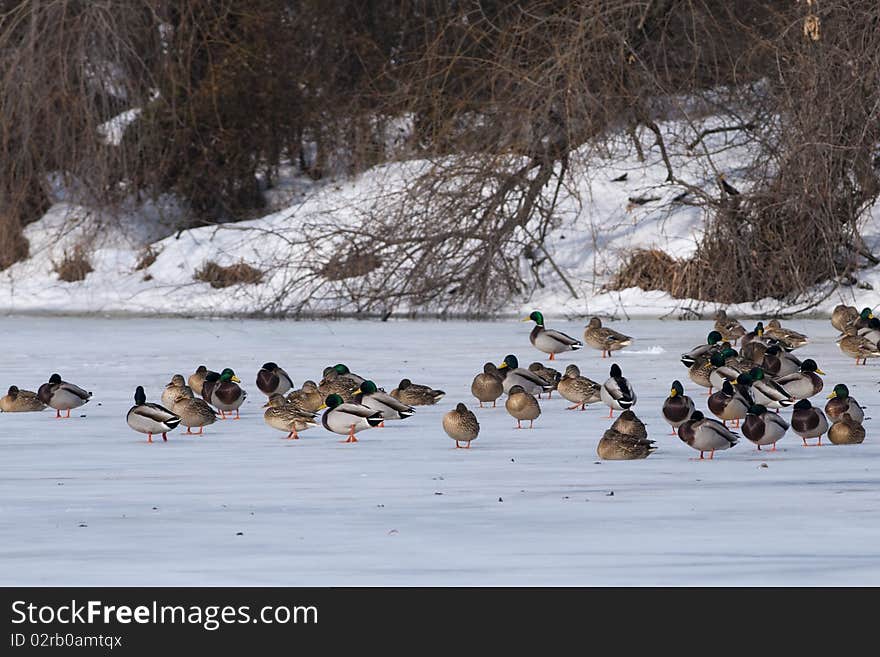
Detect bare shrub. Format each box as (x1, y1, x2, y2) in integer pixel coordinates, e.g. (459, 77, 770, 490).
(194, 261, 263, 289)
(134, 246, 160, 271)
(53, 246, 94, 283)
(320, 251, 382, 282)
(609, 249, 680, 293)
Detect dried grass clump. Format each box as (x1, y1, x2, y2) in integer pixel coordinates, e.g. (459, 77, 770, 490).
(52, 245, 93, 282)
(609, 248, 680, 293)
(135, 246, 160, 271)
(194, 260, 264, 289)
(320, 251, 382, 281)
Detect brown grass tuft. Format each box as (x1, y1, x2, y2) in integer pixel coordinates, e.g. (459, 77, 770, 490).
(320, 251, 382, 281)
(194, 260, 264, 288)
(135, 246, 160, 271)
(52, 245, 93, 282)
(608, 248, 680, 293)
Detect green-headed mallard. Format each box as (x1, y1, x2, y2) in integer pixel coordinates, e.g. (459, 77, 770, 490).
(838, 327, 880, 365)
(761, 344, 802, 377)
(256, 362, 293, 397)
(496, 355, 553, 396)
(741, 322, 765, 347)
(791, 399, 829, 447)
(662, 380, 695, 434)
(172, 396, 218, 435)
(202, 368, 247, 419)
(354, 380, 415, 424)
(742, 404, 789, 451)
(764, 319, 808, 349)
(286, 380, 324, 412)
(442, 403, 480, 448)
(707, 380, 749, 427)
(714, 310, 746, 345)
(597, 427, 656, 460)
(774, 359, 824, 400)
(828, 417, 866, 445)
(161, 374, 194, 409)
(831, 304, 859, 333)
(857, 317, 880, 344)
(557, 364, 602, 410)
(318, 369, 358, 403)
(677, 411, 738, 459)
(126, 386, 179, 442)
(319, 393, 382, 443)
(600, 363, 636, 418)
(505, 384, 541, 429)
(734, 368, 794, 409)
(825, 384, 864, 424)
(470, 363, 504, 408)
(524, 310, 582, 360)
(322, 364, 365, 386)
(852, 307, 874, 331)
(528, 362, 561, 398)
(0, 386, 47, 413)
(390, 378, 445, 406)
(583, 317, 632, 358)
(708, 349, 747, 391)
(263, 393, 318, 439)
(681, 331, 723, 367)
(37, 373, 91, 419)
(188, 365, 218, 396)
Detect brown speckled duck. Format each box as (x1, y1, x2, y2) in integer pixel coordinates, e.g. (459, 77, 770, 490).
(470, 363, 504, 408)
(505, 384, 541, 429)
(583, 317, 632, 358)
(557, 364, 602, 410)
(442, 403, 480, 448)
(0, 386, 47, 413)
(390, 379, 445, 406)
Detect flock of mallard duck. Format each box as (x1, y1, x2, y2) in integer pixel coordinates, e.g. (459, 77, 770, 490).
(0, 308, 870, 456)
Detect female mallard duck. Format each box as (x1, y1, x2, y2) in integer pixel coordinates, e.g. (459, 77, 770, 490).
(319, 393, 383, 443)
(557, 364, 601, 410)
(583, 317, 632, 358)
(708, 380, 750, 428)
(791, 399, 829, 447)
(714, 310, 746, 345)
(774, 359, 824, 400)
(318, 370, 358, 402)
(203, 368, 247, 420)
(263, 394, 318, 439)
(471, 363, 504, 408)
(496, 355, 553, 396)
(734, 368, 794, 410)
(857, 318, 880, 344)
(524, 311, 582, 360)
(600, 363, 636, 418)
(828, 417, 866, 445)
(528, 362, 561, 398)
(161, 374, 194, 409)
(597, 425, 656, 460)
(188, 365, 218, 396)
(286, 380, 325, 412)
(323, 364, 365, 386)
(742, 404, 789, 451)
(354, 380, 415, 424)
(764, 319, 808, 349)
(37, 373, 92, 418)
(677, 411, 738, 459)
(687, 352, 716, 391)
(442, 403, 480, 448)
(171, 396, 218, 435)
(824, 384, 864, 424)
(831, 304, 859, 333)
(256, 362, 293, 397)
(505, 384, 541, 429)
(126, 386, 180, 443)
(611, 409, 648, 440)
(681, 331, 724, 367)
(390, 379, 445, 406)
(662, 380, 695, 434)
(760, 344, 802, 377)
(838, 327, 880, 365)
(0, 386, 47, 412)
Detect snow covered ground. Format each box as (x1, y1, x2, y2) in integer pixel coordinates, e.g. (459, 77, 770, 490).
(1, 317, 879, 585)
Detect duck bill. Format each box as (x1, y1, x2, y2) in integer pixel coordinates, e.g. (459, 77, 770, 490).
(668, 389, 677, 397)
(498, 362, 508, 369)
(353, 389, 362, 395)
(815, 369, 826, 375)
(520, 317, 531, 322)
(231, 376, 241, 383)
(317, 403, 328, 410)
(826, 391, 836, 399)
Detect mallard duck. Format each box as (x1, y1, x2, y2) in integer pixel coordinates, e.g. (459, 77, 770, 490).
(851, 307, 874, 331)
(505, 384, 541, 429)
(741, 322, 765, 347)
(681, 331, 723, 367)
(838, 327, 880, 365)
(600, 363, 636, 418)
(583, 317, 632, 358)
(557, 364, 602, 410)
(677, 411, 738, 459)
(256, 362, 293, 397)
(831, 304, 859, 333)
(857, 317, 880, 344)
(662, 380, 695, 435)
(825, 384, 864, 424)
(734, 369, 794, 409)
(470, 363, 504, 408)
(791, 399, 829, 447)
(761, 344, 802, 377)
(708, 380, 750, 427)
(319, 393, 382, 443)
(322, 364, 365, 386)
(611, 409, 648, 439)
(354, 380, 415, 424)
(126, 386, 180, 442)
(524, 310, 582, 360)
(764, 319, 808, 349)
(528, 362, 561, 398)
(713, 310, 746, 345)
(317, 369, 358, 402)
(286, 380, 324, 412)
(203, 368, 247, 419)
(161, 374, 194, 409)
(390, 379, 445, 406)
(172, 396, 218, 435)
(828, 417, 866, 445)
(597, 428, 656, 460)
(188, 365, 218, 396)
(687, 352, 716, 390)
(774, 359, 824, 400)
(0, 386, 47, 412)
(37, 373, 91, 418)
(442, 403, 480, 448)
(708, 349, 747, 391)
(496, 355, 553, 396)
(263, 394, 318, 439)
(742, 404, 789, 451)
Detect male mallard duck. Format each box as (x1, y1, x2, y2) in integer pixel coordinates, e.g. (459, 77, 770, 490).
(662, 380, 695, 435)
(708, 349, 748, 391)
(611, 409, 648, 439)
(505, 384, 541, 429)
(203, 368, 247, 420)
(707, 380, 750, 427)
(761, 344, 802, 377)
(161, 374, 194, 409)
(171, 396, 218, 435)
(0, 386, 46, 412)
(470, 363, 504, 408)
(318, 393, 382, 443)
(286, 380, 325, 412)
(838, 327, 880, 365)
(764, 319, 808, 349)
(390, 379, 445, 406)
(354, 380, 415, 424)
(831, 304, 859, 333)
(528, 362, 561, 398)
(583, 317, 632, 358)
(37, 373, 91, 418)
(828, 418, 866, 445)
(713, 310, 746, 345)
(263, 394, 318, 439)
(188, 365, 218, 396)
(597, 426, 656, 460)
(323, 364, 365, 386)
(824, 384, 864, 424)
(496, 355, 553, 396)
(857, 318, 880, 345)
(851, 307, 874, 331)
(557, 364, 602, 410)
(126, 386, 180, 443)
(741, 322, 765, 347)
(677, 411, 738, 459)
(318, 369, 358, 402)
(734, 369, 794, 409)
(524, 310, 582, 360)
(681, 331, 724, 367)
(256, 362, 293, 397)
(742, 404, 789, 451)
(442, 403, 480, 448)
(600, 363, 636, 418)
(774, 359, 824, 400)
(791, 399, 829, 447)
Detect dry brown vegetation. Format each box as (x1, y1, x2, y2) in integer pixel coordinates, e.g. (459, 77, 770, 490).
(194, 261, 264, 288)
(52, 246, 94, 283)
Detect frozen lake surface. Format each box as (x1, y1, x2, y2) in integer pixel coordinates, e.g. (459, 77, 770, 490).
(1, 317, 878, 585)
